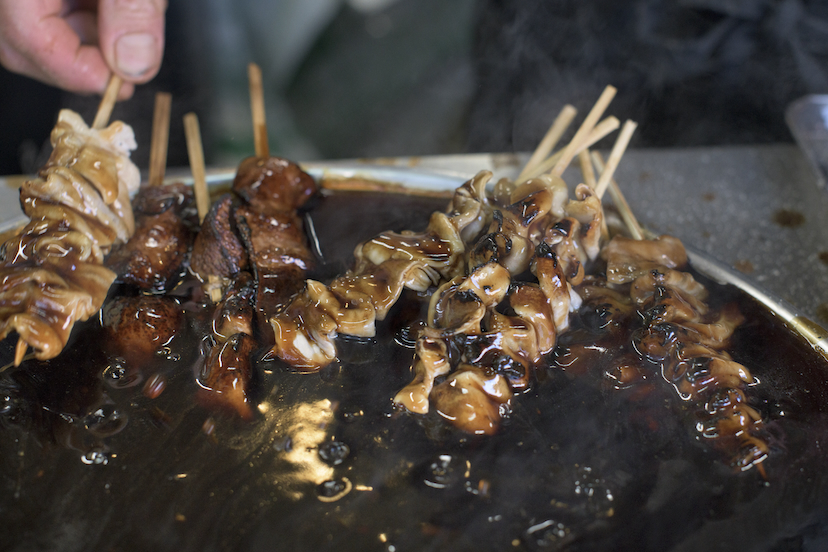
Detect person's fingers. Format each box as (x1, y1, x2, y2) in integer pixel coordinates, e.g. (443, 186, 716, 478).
(63, 10, 99, 46)
(98, 0, 167, 84)
(0, 1, 117, 94)
(114, 80, 136, 100)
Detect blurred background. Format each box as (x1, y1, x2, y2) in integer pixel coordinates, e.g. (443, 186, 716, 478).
(2, 0, 828, 174)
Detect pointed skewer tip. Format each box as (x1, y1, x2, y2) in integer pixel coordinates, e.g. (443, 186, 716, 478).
(14, 337, 27, 367)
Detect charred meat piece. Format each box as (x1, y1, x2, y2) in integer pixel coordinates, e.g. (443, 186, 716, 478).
(189, 156, 318, 419)
(190, 155, 318, 306)
(198, 271, 257, 418)
(212, 271, 255, 340)
(196, 153, 319, 415)
(235, 204, 314, 341)
(101, 295, 183, 366)
(234, 206, 313, 275)
(233, 156, 317, 213)
(106, 183, 197, 292)
(197, 332, 257, 420)
(190, 194, 248, 281)
(131, 182, 194, 216)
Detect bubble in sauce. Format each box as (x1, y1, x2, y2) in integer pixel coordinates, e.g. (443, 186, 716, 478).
(338, 405, 364, 423)
(318, 440, 350, 466)
(317, 477, 352, 502)
(0, 384, 19, 416)
(523, 519, 571, 550)
(155, 346, 180, 362)
(81, 449, 111, 466)
(102, 357, 142, 389)
(83, 404, 128, 437)
(423, 454, 463, 489)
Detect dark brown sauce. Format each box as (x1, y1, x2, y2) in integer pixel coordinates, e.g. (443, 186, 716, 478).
(772, 209, 806, 228)
(1, 191, 828, 552)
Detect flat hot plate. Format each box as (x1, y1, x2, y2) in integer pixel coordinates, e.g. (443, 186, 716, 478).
(1, 163, 828, 552)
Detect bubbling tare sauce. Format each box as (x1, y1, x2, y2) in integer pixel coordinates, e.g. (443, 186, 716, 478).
(1, 190, 828, 552)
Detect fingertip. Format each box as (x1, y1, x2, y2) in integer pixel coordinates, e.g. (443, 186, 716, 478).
(112, 32, 162, 83)
(99, 0, 166, 83)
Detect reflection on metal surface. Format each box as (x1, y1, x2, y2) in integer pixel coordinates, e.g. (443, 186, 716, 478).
(319, 176, 454, 198)
(790, 316, 828, 360)
(686, 247, 828, 360)
(270, 399, 334, 499)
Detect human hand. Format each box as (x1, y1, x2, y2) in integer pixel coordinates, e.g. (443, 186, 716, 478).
(0, 0, 167, 98)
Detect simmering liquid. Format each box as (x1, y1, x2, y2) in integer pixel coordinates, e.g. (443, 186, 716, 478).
(1, 191, 827, 552)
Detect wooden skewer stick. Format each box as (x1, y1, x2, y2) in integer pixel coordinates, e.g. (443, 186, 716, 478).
(578, 149, 597, 189)
(248, 63, 269, 158)
(550, 85, 616, 177)
(183, 113, 223, 303)
(148, 92, 172, 186)
(594, 119, 637, 199)
(591, 150, 645, 240)
(13, 337, 28, 367)
(518, 115, 619, 183)
(516, 104, 577, 182)
(578, 148, 609, 241)
(92, 74, 123, 130)
(184, 113, 210, 222)
(321, 177, 453, 198)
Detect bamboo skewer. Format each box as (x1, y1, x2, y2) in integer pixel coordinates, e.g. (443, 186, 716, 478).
(148, 92, 172, 186)
(518, 115, 619, 183)
(594, 119, 637, 199)
(550, 85, 616, 177)
(577, 149, 597, 189)
(516, 105, 577, 182)
(321, 177, 454, 197)
(578, 148, 609, 241)
(13, 334, 27, 367)
(92, 75, 123, 130)
(184, 113, 210, 222)
(248, 63, 269, 158)
(591, 151, 645, 240)
(183, 113, 222, 303)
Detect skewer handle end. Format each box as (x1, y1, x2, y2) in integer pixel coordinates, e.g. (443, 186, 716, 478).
(247, 63, 269, 159)
(92, 75, 123, 130)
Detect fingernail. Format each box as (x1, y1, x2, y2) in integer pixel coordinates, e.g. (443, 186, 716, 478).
(114, 33, 158, 77)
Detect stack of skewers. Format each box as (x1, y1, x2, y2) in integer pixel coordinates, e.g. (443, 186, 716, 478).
(0, 73, 769, 474)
